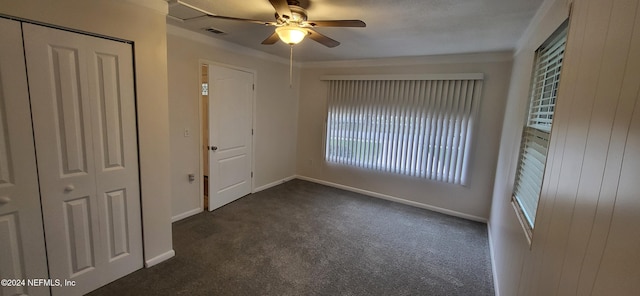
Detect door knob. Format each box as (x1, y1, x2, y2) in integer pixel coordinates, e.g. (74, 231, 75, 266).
(0, 196, 10, 205)
(65, 184, 75, 192)
(211, 146, 218, 151)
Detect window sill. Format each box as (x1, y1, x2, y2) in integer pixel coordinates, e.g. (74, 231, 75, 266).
(511, 197, 533, 247)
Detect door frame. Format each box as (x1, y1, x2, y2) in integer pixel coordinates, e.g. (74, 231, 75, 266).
(198, 60, 256, 211)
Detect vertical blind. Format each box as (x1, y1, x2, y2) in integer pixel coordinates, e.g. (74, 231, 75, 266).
(513, 24, 568, 228)
(324, 75, 483, 185)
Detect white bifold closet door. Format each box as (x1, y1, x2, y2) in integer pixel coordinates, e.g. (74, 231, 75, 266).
(23, 23, 142, 296)
(0, 18, 50, 296)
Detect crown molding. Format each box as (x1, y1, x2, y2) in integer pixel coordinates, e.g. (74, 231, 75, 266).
(300, 51, 514, 69)
(167, 24, 298, 67)
(125, 0, 168, 14)
(167, 25, 512, 69)
(514, 0, 566, 56)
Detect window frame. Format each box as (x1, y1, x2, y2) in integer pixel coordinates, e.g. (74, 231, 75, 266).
(512, 21, 569, 241)
(321, 74, 484, 185)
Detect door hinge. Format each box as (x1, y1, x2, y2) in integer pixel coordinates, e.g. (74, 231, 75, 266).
(252, 84, 255, 90)
(251, 129, 254, 135)
(251, 172, 253, 178)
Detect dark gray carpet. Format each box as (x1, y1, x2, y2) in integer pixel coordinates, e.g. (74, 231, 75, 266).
(89, 179, 494, 296)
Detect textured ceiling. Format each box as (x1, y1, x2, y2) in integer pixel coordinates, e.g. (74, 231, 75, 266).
(167, 0, 544, 62)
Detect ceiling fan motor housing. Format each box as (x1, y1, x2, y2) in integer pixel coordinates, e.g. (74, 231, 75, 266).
(288, 5, 308, 23)
(275, 1, 307, 24)
(199, 0, 364, 48)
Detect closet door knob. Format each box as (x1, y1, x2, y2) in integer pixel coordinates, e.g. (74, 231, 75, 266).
(65, 184, 75, 192)
(0, 196, 11, 205)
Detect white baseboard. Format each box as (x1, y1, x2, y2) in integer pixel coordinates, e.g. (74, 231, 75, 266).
(487, 222, 500, 296)
(145, 249, 175, 268)
(295, 175, 487, 223)
(171, 207, 203, 223)
(253, 175, 296, 192)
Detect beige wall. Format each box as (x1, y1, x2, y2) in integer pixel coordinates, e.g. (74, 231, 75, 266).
(167, 25, 299, 220)
(296, 54, 513, 220)
(489, 0, 640, 294)
(0, 0, 174, 265)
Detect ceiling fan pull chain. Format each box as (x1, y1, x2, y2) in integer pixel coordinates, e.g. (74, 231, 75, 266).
(289, 45, 293, 88)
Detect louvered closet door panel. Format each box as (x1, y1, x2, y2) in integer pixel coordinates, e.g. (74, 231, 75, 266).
(0, 18, 50, 296)
(23, 23, 142, 296)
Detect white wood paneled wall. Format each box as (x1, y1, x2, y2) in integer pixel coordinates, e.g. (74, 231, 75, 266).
(513, 0, 640, 294)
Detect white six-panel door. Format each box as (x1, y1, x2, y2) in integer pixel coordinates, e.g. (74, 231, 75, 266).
(208, 65, 254, 210)
(0, 18, 50, 296)
(23, 23, 142, 296)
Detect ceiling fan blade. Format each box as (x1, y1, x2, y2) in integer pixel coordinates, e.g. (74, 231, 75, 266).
(269, 0, 292, 19)
(188, 14, 275, 25)
(261, 32, 280, 45)
(307, 29, 340, 48)
(307, 20, 366, 27)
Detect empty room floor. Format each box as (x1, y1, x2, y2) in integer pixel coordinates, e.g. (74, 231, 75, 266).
(89, 179, 494, 296)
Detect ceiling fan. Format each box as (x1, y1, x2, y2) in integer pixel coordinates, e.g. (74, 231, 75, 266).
(188, 0, 366, 48)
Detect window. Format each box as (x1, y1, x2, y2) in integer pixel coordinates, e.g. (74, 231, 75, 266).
(323, 74, 484, 185)
(512, 22, 568, 234)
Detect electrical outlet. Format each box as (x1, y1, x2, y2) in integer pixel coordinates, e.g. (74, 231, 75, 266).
(184, 128, 190, 137)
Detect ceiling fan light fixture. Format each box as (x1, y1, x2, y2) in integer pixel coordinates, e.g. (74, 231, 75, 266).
(275, 26, 308, 45)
